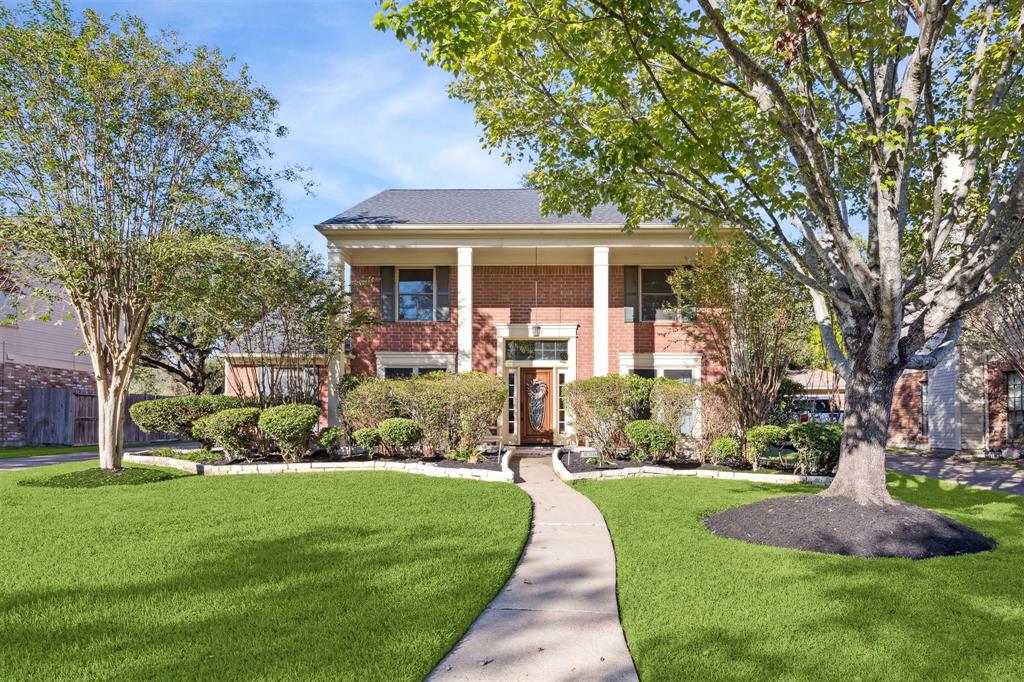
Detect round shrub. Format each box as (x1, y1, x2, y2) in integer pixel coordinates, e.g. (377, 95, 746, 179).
(788, 422, 842, 475)
(377, 417, 421, 455)
(625, 419, 675, 462)
(707, 436, 741, 465)
(129, 395, 241, 443)
(745, 424, 789, 464)
(193, 407, 261, 461)
(258, 403, 321, 463)
(352, 427, 381, 451)
(317, 426, 342, 453)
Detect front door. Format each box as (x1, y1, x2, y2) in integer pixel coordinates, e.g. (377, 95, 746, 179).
(520, 368, 554, 444)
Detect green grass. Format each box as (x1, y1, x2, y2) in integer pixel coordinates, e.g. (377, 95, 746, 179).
(577, 474, 1024, 681)
(148, 446, 222, 463)
(0, 441, 181, 459)
(18, 465, 188, 488)
(0, 463, 531, 680)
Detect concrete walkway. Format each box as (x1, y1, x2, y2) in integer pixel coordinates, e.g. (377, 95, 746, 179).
(887, 453, 1024, 496)
(430, 455, 638, 681)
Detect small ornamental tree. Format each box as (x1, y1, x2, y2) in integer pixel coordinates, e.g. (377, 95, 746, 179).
(379, 0, 1024, 507)
(0, 2, 293, 470)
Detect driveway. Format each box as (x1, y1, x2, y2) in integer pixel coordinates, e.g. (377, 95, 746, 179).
(887, 453, 1024, 496)
(0, 444, 196, 472)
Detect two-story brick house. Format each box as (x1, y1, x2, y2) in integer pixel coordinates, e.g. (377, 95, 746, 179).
(318, 189, 721, 446)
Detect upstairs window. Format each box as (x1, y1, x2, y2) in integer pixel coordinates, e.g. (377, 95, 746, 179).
(1008, 373, 1024, 441)
(379, 266, 451, 322)
(623, 266, 695, 323)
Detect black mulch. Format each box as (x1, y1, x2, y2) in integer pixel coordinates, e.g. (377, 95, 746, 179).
(559, 449, 794, 475)
(203, 448, 503, 472)
(704, 494, 997, 559)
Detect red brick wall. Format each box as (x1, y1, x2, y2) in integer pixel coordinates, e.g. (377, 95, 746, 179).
(473, 265, 594, 376)
(0, 362, 94, 446)
(986, 362, 1020, 449)
(888, 371, 929, 447)
(349, 265, 458, 376)
(608, 266, 724, 381)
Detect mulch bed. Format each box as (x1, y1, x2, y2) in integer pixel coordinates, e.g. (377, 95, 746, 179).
(558, 450, 793, 475)
(704, 494, 997, 559)
(165, 448, 505, 472)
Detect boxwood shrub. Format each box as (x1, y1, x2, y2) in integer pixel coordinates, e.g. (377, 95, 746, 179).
(745, 424, 789, 467)
(317, 426, 342, 453)
(258, 404, 321, 463)
(707, 436, 741, 465)
(625, 419, 675, 462)
(129, 395, 242, 445)
(352, 427, 382, 453)
(377, 417, 421, 455)
(193, 407, 261, 461)
(788, 422, 843, 475)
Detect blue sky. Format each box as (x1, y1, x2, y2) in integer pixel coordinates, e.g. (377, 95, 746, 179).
(69, 0, 527, 250)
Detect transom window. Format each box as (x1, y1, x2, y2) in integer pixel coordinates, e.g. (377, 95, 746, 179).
(505, 340, 569, 361)
(383, 366, 448, 379)
(1008, 373, 1024, 441)
(379, 266, 451, 322)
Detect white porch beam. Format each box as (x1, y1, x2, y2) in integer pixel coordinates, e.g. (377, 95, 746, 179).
(326, 244, 348, 426)
(593, 246, 609, 377)
(457, 246, 473, 372)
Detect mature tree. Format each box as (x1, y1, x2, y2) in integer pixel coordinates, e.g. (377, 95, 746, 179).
(139, 239, 268, 395)
(0, 3, 292, 469)
(379, 0, 1024, 505)
(965, 272, 1024, 376)
(224, 242, 377, 407)
(671, 239, 810, 440)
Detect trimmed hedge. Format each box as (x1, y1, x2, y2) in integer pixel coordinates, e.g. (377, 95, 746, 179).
(625, 419, 675, 462)
(193, 407, 261, 461)
(377, 417, 421, 455)
(562, 374, 653, 455)
(707, 436, 741, 465)
(788, 422, 842, 475)
(649, 378, 698, 435)
(745, 424, 788, 466)
(317, 426, 342, 453)
(129, 395, 241, 444)
(352, 427, 382, 452)
(259, 403, 321, 463)
(344, 377, 396, 429)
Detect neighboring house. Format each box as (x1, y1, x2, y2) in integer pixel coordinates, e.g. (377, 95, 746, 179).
(0, 296, 94, 447)
(318, 188, 722, 446)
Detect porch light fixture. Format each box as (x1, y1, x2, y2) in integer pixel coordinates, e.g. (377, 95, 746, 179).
(531, 323, 542, 337)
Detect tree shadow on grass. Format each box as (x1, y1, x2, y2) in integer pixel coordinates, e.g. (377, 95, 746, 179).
(16, 465, 188, 489)
(0, 519, 522, 681)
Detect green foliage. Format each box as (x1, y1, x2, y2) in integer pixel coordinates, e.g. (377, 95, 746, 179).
(625, 420, 675, 463)
(377, 418, 422, 455)
(707, 436, 741, 465)
(649, 378, 698, 434)
(129, 395, 242, 444)
(745, 424, 788, 469)
(563, 375, 653, 456)
(788, 422, 843, 475)
(392, 372, 505, 457)
(352, 427, 382, 453)
(317, 426, 342, 453)
(18, 466, 184, 488)
(258, 404, 321, 463)
(150, 447, 222, 464)
(344, 377, 396, 430)
(193, 407, 261, 461)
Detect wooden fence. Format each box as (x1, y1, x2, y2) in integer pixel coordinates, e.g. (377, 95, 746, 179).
(26, 389, 178, 446)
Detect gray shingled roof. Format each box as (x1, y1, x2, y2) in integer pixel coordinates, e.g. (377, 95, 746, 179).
(319, 189, 672, 226)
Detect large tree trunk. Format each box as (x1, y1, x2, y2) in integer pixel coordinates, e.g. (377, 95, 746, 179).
(821, 362, 900, 505)
(96, 379, 130, 471)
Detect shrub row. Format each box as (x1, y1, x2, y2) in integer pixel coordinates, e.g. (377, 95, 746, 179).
(344, 372, 505, 457)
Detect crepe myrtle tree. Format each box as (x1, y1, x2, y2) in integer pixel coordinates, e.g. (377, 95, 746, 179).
(378, 0, 1024, 505)
(0, 3, 298, 469)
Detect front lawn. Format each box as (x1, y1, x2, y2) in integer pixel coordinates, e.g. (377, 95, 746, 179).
(577, 474, 1024, 681)
(0, 441, 182, 459)
(0, 464, 531, 680)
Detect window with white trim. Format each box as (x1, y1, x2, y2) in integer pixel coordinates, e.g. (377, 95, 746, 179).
(623, 267, 696, 323)
(256, 365, 320, 397)
(1008, 373, 1024, 441)
(507, 371, 517, 435)
(379, 266, 451, 322)
(629, 367, 694, 382)
(383, 366, 449, 379)
(557, 371, 567, 433)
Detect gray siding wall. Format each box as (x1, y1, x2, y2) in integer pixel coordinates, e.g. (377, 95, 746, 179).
(927, 348, 961, 451)
(958, 348, 988, 453)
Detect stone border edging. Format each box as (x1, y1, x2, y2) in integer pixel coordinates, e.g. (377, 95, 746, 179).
(124, 451, 515, 483)
(551, 448, 833, 486)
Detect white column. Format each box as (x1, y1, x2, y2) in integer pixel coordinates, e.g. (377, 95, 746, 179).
(457, 247, 474, 373)
(326, 245, 347, 426)
(593, 246, 609, 376)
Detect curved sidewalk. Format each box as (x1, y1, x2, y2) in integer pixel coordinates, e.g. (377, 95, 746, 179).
(887, 453, 1024, 496)
(430, 455, 638, 681)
